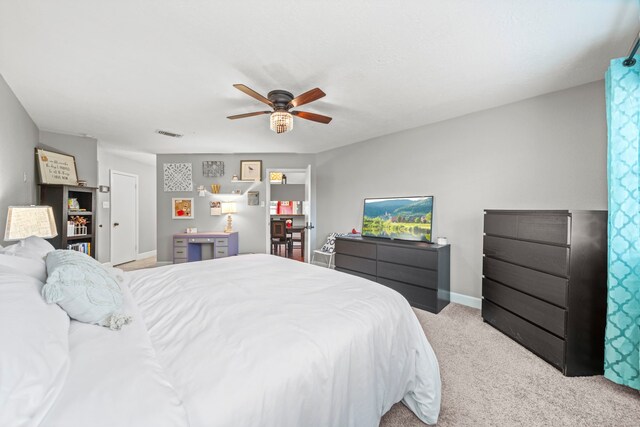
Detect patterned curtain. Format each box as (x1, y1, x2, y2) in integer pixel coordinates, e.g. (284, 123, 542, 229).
(605, 58, 640, 390)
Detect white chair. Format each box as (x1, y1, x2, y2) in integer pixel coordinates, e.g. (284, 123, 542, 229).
(312, 233, 345, 268)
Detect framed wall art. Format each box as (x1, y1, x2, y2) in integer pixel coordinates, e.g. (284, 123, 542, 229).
(247, 191, 259, 206)
(164, 163, 193, 192)
(172, 198, 194, 219)
(35, 148, 79, 185)
(203, 161, 224, 177)
(240, 160, 262, 181)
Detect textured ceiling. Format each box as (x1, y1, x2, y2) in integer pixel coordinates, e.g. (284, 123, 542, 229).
(0, 1, 638, 155)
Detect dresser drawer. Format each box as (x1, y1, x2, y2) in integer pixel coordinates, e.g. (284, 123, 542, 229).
(483, 278, 566, 337)
(483, 257, 568, 307)
(377, 261, 437, 289)
(484, 212, 570, 245)
(174, 238, 187, 247)
(336, 267, 377, 282)
(378, 278, 438, 312)
(335, 253, 376, 275)
(215, 238, 228, 247)
(482, 300, 565, 370)
(483, 235, 569, 277)
(173, 247, 188, 258)
(336, 239, 376, 259)
(377, 244, 437, 270)
(214, 247, 228, 258)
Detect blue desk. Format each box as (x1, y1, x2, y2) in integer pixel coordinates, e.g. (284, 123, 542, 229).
(173, 232, 239, 263)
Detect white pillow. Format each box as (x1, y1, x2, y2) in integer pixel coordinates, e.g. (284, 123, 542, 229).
(43, 250, 132, 330)
(1, 236, 55, 261)
(0, 254, 47, 282)
(0, 270, 70, 427)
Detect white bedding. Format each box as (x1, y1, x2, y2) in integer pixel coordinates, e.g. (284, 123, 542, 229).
(124, 254, 441, 426)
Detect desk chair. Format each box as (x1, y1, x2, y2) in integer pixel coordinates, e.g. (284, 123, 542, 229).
(270, 220, 289, 256)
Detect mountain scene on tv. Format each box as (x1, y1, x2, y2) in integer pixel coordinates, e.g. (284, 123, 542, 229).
(363, 197, 433, 242)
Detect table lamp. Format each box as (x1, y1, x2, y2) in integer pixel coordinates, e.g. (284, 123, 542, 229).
(4, 205, 58, 241)
(221, 202, 237, 233)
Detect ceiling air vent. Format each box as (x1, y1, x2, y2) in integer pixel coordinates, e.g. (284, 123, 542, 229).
(156, 130, 183, 138)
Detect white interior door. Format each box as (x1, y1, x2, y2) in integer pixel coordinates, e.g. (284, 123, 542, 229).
(110, 171, 138, 265)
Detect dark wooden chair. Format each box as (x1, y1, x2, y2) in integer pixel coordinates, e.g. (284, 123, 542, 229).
(270, 220, 288, 256)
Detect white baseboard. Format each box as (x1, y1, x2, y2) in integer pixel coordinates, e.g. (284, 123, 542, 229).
(102, 262, 113, 267)
(136, 250, 157, 260)
(450, 292, 482, 309)
(155, 261, 172, 267)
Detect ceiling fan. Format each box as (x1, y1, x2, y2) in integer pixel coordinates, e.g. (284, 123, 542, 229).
(227, 84, 332, 134)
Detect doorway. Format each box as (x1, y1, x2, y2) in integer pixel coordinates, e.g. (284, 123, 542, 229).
(265, 165, 313, 262)
(110, 170, 138, 266)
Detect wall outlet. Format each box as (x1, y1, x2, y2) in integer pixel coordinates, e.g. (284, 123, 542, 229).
(102, 201, 110, 209)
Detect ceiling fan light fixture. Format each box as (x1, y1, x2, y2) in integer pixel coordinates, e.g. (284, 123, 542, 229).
(270, 111, 293, 134)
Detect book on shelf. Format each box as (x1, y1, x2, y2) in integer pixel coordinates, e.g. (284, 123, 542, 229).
(67, 242, 91, 256)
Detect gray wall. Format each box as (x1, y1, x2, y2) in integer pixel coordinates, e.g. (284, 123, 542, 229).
(38, 131, 98, 187)
(156, 154, 315, 262)
(316, 81, 608, 300)
(0, 74, 39, 246)
(97, 148, 157, 264)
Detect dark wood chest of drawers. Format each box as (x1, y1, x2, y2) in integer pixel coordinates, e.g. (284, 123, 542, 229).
(335, 237, 450, 313)
(482, 210, 607, 376)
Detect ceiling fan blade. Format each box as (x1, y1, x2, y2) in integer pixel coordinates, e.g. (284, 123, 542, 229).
(227, 111, 272, 120)
(232, 84, 274, 107)
(287, 88, 326, 109)
(291, 110, 332, 124)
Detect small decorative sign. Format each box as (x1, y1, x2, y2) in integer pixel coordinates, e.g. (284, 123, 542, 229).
(35, 148, 79, 185)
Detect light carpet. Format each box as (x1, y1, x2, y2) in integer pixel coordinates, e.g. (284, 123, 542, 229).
(381, 304, 640, 426)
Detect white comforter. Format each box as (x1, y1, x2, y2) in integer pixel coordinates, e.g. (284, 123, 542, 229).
(127, 254, 441, 426)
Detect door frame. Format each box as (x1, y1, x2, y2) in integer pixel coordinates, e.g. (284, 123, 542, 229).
(109, 170, 139, 265)
(265, 166, 312, 262)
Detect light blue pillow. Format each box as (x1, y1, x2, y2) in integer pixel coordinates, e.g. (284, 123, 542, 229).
(42, 250, 131, 330)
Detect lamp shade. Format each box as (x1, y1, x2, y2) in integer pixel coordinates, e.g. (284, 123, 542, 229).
(4, 206, 58, 241)
(221, 202, 237, 214)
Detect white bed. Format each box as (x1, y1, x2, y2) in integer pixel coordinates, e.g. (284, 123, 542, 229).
(40, 254, 441, 426)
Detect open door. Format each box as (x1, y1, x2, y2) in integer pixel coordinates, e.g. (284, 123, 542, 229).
(265, 166, 312, 262)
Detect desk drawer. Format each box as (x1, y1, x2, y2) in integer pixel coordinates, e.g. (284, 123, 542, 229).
(174, 238, 187, 247)
(484, 212, 570, 245)
(174, 247, 188, 258)
(214, 247, 228, 258)
(483, 235, 569, 277)
(377, 245, 437, 270)
(335, 253, 376, 275)
(483, 278, 566, 337)
(215, 238, 228, 247)
(483, 257, 568, 307)
(189, 237, 214, 243)
(482, 300, 565, 370)
(336, 239, 376, 259)
(377, 261, 437, 289)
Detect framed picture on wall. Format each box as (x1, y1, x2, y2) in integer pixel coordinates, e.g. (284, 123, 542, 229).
(35, 148, 79, 185)
(172, 198, 194, 219)
(247, 191, 259, 206)
(240, 160, 262, 181)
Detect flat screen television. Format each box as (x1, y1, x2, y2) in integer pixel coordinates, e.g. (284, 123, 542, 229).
(362, 196, 433, 242)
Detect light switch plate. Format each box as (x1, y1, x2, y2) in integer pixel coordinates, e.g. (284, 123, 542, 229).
(102, 201, 110, 209)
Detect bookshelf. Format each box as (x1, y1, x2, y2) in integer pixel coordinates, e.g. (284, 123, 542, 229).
(38, 184, 97, 259)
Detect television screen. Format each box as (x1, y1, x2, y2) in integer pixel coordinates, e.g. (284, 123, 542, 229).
(362, 196, 433, 242)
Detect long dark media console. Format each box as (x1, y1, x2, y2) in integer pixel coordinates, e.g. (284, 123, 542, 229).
(335, 236, 450, 313)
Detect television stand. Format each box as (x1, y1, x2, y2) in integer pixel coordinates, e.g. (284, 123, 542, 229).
(335, 236, 450, 313)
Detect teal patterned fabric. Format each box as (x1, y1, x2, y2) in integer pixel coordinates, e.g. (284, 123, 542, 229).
(605, 58, 640, 390)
